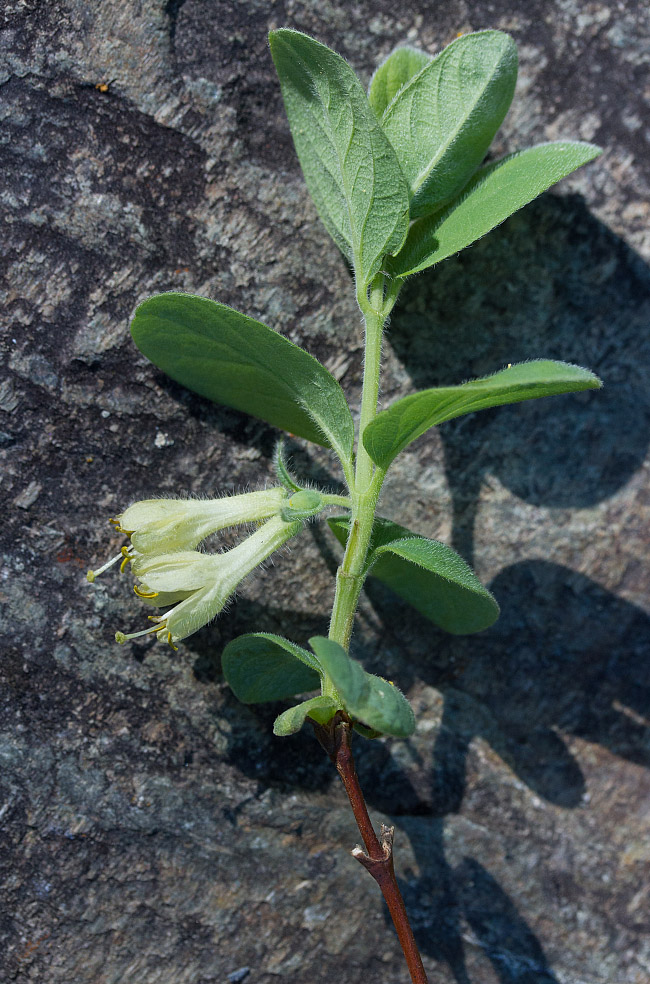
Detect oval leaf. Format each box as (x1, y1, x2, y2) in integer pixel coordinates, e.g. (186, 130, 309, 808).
(222, 633, 321, 704)
(389, 141, 601, 277)
(131, 292, 354, 461)
(364, 360, 602, 469)
(273, 695, 338, 736)
(328, 517, 499, 635)
(382, 31, 518, 218)
(368, 46, 431, 117)
(269, 29, 410, 286)
(310, 636, 415, 738)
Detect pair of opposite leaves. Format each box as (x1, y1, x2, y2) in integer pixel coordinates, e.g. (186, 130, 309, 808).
(222, 633, 417, 738)
(269, 28, 600, 285)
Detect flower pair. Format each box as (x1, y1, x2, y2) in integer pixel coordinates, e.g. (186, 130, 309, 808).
(87, 489, 300, 647)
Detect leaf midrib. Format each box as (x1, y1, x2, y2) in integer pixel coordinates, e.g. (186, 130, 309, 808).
(368, 369, 598, 464)
(384, 39, 508, 199)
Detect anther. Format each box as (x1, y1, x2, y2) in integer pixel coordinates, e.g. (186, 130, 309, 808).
(133, 585, 159, 599)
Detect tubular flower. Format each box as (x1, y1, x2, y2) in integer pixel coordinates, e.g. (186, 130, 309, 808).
(118, 514, 301, 646)
(87, 489, 302, 647)
(109, 487, 288, 554)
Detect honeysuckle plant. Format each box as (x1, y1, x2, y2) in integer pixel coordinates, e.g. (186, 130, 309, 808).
(88, 28, 602, 983)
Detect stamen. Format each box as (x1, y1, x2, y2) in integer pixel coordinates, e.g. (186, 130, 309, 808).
(167, 632, 179, 652)
(119, 547, 132, 573)
(87, 552, 123, 582)
(133, 584, 159, 599)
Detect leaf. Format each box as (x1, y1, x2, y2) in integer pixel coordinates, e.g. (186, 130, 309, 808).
(269, 29, 410, 286)
(389, 142, 602, 277)
(328, 517, 499, 634)
(274, 440, 303, 493)
(381, 31, 518, 219)
(363, 360, 602, 469)
(131, 292, 354, 462)
(273, 695, 338, 736)
(309, 636, 415, 737)
(222, 633, 321, 703)
(368, 46, 431, 117)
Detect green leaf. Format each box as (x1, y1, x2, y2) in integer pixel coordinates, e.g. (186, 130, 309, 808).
(222, 633, 321, 704)
(274, 440, 303, 493)
(309, 636, 415, 738)
(381, 31, 518, 219)
(131, 293, 354, 461)
(389, 141, 602, 277)
(363, 360, 602, 469)
(328, 517, 499, 635)
(368, 46, 431, 117)
(273, 695, 338, 736)
(269, 29, 410, 286)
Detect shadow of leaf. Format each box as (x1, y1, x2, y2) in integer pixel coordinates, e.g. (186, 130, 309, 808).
(387, 193, 650, 563)
(457, 857, 560, 984)
(360, 560, 650, 808)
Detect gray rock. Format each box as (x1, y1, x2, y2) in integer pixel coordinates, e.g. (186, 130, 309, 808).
(1, 1, 649, 982)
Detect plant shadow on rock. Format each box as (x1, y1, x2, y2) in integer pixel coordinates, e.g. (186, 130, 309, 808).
(190, 195, 650, 983)
(354, 195, 650, 981)
(388, 193, 650, 565)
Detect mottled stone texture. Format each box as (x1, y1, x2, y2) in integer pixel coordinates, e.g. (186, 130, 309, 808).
(1, 1, 649, 982)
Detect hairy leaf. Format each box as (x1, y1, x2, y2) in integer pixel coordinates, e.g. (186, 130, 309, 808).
(328, 517, 499, 634)
(368, 45, 431, 117)
(310, 636, 415, 737)
(273, 695, 339, 735)
(222, 633, 321, 703)
(389, 142, 601, 277)
(269, 29, 410, 285)
(363, 360, 602, 469)
(382, 31, 517, 218)
(131, 293, 354, 461)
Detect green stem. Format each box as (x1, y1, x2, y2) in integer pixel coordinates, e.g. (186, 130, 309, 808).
(356, 274, 386, 494)
(327, 273, 401, 652)
(321, 493, 353, 510)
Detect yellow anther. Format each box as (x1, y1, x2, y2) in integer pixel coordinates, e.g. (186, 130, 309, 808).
(167, 632, 178, 652)
(133, 584, 159, 599)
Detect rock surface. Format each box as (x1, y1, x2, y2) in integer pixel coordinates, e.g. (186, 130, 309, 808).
(1, 1, 649, 982)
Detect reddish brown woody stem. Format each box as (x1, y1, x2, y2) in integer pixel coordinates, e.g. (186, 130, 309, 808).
(312, 714, 430, 984)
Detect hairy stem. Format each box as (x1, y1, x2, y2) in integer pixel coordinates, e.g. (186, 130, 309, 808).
(355, 274, 386, 493)
(313, 715, 429, 984)
(328, 274, 400, 652)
